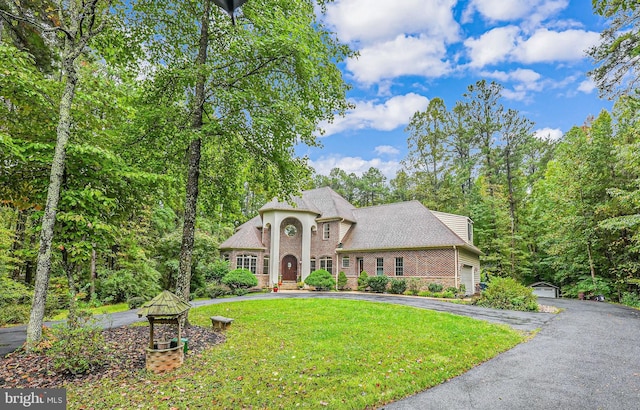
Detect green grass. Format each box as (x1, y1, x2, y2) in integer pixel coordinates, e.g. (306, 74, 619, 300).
(49, 298, 211, 321)
(50, 302, 130, 320)
(69, 298, 525, 409)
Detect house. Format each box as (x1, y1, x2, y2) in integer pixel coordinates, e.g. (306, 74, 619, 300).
(219, 187, 482, 294)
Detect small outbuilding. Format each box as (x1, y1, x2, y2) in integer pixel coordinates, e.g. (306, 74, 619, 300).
(138, 290, 191, 373)
(529, 282, 560, 298)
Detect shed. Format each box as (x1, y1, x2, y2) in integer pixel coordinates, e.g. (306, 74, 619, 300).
(529, 282, 559, 298)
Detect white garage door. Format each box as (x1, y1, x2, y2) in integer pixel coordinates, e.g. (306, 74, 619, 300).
(532, 287, 556, 298)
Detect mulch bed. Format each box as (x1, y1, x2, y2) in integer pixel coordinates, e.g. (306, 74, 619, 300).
(0, 324, 224, 389)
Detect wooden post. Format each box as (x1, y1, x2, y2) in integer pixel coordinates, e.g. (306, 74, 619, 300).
(149, 318, 154, 349)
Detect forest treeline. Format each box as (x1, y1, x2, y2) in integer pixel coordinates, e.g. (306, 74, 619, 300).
(0, 0, 639, 342)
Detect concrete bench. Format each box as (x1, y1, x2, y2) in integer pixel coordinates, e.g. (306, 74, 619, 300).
(210, 316, 234, 330)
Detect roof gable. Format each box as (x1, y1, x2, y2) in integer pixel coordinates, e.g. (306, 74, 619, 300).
(259, 187, 355, 221)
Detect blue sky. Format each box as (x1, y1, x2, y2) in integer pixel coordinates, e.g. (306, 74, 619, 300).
(299, 0, 613, 179)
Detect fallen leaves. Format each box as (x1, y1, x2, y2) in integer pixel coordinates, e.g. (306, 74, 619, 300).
(0, 324, 223, 389)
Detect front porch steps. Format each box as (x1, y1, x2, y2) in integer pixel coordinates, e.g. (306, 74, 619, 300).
(279, 281, 299, 290)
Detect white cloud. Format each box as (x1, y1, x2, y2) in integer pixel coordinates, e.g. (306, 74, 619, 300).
(319, 93, 429, 137)
(481, 68, 543, 101)
(347, 34, 451, 84)
(512, 28, 600, 63)
(465, 28, 600, 68)
(577, 79, 597, 94)
(374, 145, 400, 156)
(534, 127, 563, 141)
(464, 0, 569, 29)
(310, 155, 401, 180)
(464, 26, 519, 68)
(325, 0, 459, 45)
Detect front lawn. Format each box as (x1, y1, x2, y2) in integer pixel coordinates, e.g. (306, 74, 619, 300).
(69, 298, 524, 409)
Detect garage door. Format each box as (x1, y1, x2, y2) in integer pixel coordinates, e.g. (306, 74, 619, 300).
(532, 287, 556, 298)
(461, 266, 474, 295)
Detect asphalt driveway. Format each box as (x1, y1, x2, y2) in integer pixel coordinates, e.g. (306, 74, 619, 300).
(1, 292, 639, 409)
(381, 297, 640, 410)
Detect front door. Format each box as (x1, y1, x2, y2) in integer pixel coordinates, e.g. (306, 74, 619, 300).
(281, 255, 298, 282)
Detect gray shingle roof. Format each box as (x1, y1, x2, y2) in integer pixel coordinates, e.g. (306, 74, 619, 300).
(259, 187, 355, 222)
(341, 200, 474, 251)
(219, 215, 265, 250)
(219, 189, 480, 254)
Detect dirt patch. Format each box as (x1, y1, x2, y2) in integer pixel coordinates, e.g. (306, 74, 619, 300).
(0, 324, 224, 389)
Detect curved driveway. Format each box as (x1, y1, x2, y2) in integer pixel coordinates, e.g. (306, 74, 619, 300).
(1, 292, 639, 409)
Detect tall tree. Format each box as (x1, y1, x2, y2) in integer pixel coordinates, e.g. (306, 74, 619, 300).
(1, 0, 112, 350)
(131, 0, 351, 298)
(499, 109, 534, 277)
(589, 0, 640, 97)
(404, 97, 452, 209)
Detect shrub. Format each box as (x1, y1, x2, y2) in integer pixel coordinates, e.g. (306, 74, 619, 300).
(458, 283, 466, 296)
(367, 276, 389, 293)
(234, 288, 249, 296)
(0, 274, 32, 306)
(96, 265, 161, 304)
(222, 269, 258, 291)
(406, 278, 421, 295)
(206, 259, 231, 284)
(428, 283, 443, 293)
(357, 271, 369, 291)
(0, 274, 32, 325)
(337, 271, 348, 290)
(127, 297, 146, 309)
(442, 290, 456, 299)
(305, 269, 336, 291)
(475, 277, 538, 312)
(47, 316, 108, 374)
(389, 279, 407, 294)
(206, 283, 231, 298)
(621, 292, 640, 307)
(0, 304, 30, 326)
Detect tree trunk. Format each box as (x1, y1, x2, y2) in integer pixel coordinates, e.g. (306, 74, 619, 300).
(176, 0, 211, 302)
(26, 50, 78, 350)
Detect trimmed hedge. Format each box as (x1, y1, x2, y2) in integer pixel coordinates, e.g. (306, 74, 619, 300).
(367, 276, 389, 293)
(389, 279, 407, 294)
(305, 269, 336, 291)
(357, 271, 369, 291)
(337, 271, 348, 290)
(222, 269, 258, 292)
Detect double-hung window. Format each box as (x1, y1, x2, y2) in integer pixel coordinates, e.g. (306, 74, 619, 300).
(319, 256, 333, 274)
(376, 258, 384, 276)
(395, 257, 404, 276)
